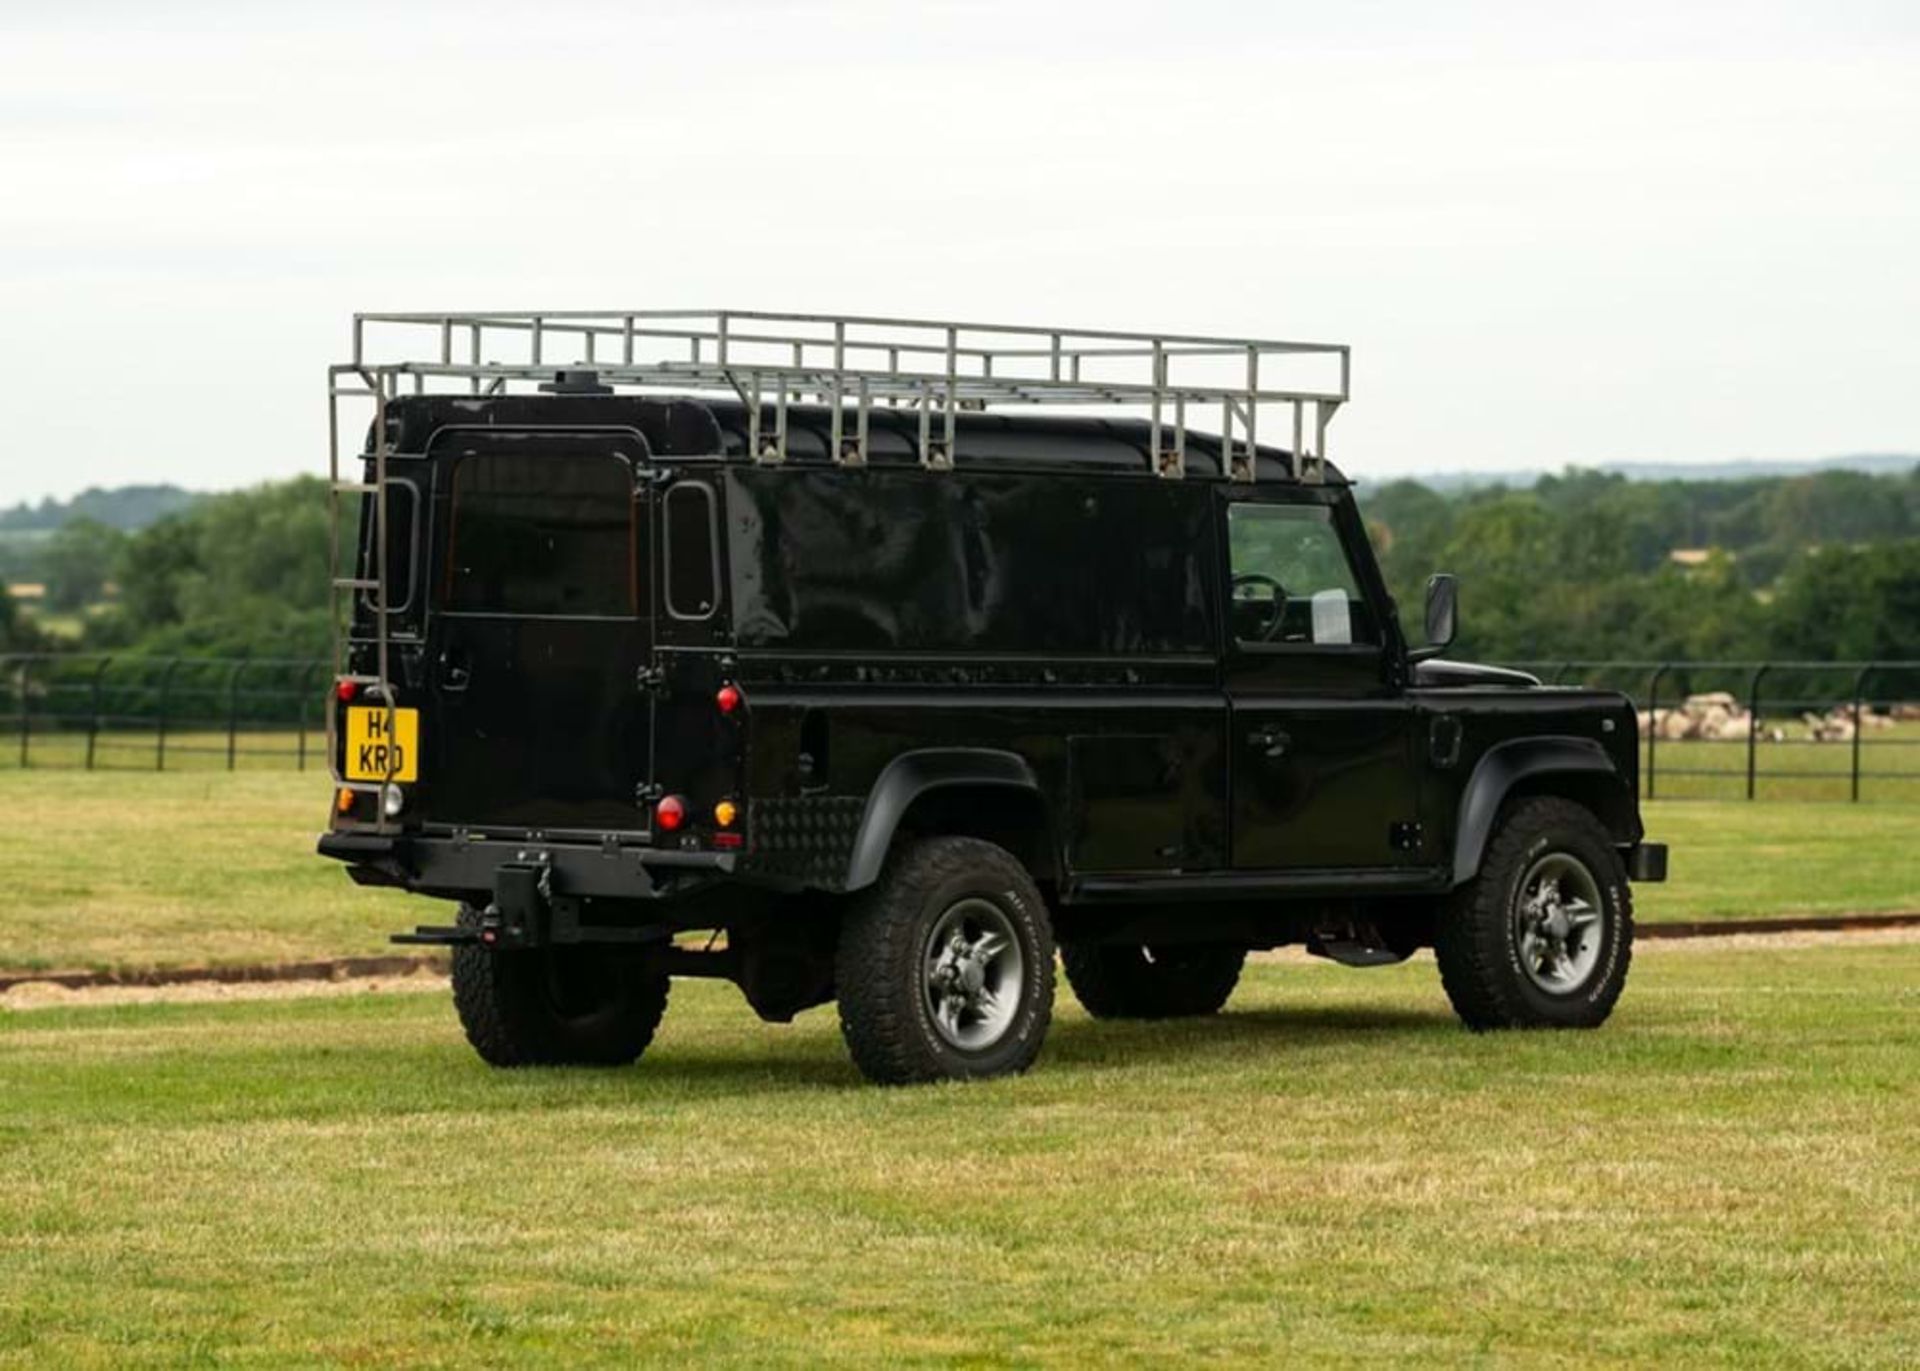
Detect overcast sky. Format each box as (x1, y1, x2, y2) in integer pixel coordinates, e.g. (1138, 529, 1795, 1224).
(1, 0, 1915, 504)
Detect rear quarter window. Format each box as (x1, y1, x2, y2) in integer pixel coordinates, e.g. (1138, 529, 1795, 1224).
(663, 481, 720, 620)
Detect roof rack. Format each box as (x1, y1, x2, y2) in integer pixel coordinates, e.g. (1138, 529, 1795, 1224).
(334, 308, 1350, 485)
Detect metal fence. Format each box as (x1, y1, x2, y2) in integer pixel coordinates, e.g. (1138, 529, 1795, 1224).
(1508, 660, 1920, 802)
(1, 655, 329, 772)
(3, 653, 1917, 799)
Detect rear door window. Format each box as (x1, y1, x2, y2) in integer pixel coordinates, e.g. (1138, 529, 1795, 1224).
(442, 453, 637, 616)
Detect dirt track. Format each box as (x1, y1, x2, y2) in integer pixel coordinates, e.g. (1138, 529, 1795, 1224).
(0, 967, 449, 1012)
(3, 922, 1914, 1013)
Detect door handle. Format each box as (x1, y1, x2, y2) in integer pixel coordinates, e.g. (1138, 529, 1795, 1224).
(1249, 727, 1291, 758)
(438, 651, 472, 693)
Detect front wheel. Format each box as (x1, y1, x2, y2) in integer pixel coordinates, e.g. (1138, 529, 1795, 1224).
(835, 837, 1056, 1085)
(1434, 796, 1633, 1031)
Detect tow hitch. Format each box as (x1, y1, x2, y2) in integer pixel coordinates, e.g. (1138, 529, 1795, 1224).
(392, 861, 549, 949)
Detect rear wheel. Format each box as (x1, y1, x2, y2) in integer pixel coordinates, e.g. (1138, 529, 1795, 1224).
(1434, 797, 1633, 1031)
(836, 837, 1055, 1085)
(1061, 942, 1246, 1019)
(450, 904, 669, 1066)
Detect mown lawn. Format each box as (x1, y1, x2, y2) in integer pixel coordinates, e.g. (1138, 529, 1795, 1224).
(1634, 800, 1920, 923)
(3, 770, 1917, 973)
(4, 771, 412, 972)
(0, 942, 1913, 1366)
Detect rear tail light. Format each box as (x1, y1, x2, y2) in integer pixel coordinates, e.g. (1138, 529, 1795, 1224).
(655, 795, 687, 832)
(715, 683, 743, 715)
(336, 680, 358, 703)
(713, 799, 738, 827)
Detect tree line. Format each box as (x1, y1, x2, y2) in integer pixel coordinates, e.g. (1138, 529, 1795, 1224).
(1362, 466, 1920, 661)
(2, 478, 331, 658)
(3, 465, 1917, 663)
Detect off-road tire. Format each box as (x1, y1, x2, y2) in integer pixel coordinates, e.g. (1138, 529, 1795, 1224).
(1061, 942, 1246, 1019)
(450, 904, 669, 1066)
(1434, 796, 1633, 1031)
(835, 837, 1056, 1085)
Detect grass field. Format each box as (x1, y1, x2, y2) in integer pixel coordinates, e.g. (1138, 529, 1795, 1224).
(2, 728, 319, 773)
(0, 941, 1914, 1366)
(3, 771, 1917, 973)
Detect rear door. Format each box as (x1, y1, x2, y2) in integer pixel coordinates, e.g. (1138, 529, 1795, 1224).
(422, 429, 651, 834)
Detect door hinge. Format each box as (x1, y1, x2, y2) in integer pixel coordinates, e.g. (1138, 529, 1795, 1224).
(636, 665, 666, 693)
(1390, 821, 1424, 854)
(634, 781, 663, 805)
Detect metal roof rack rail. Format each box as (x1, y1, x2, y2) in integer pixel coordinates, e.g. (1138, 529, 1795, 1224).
(333, 308, 1350, 484)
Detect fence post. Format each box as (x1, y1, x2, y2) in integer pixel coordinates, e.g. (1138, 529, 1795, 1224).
(1645, 663, 1670, 800)
(17, 658, 32, 768)
(225, 659, 248, 771)
(1745, 663, 1770, 801)
(83, 657, 110, 771)
(296, 661, 322, 772)
(154, 659, 180, 770)
(1850, 663, 1875, 803)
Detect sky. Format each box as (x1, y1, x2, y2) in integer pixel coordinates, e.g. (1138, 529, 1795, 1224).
(1, 0, 1916, 504)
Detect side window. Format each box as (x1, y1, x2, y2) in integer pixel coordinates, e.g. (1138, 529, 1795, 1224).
(360, 479, 419, 616)
(663, 480, 719, 620)
(1227, 503, 1378, 648)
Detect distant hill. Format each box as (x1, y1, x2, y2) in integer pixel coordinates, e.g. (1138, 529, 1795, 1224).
(1412, 454, 1918, 493)
(0, 485, 203, 532)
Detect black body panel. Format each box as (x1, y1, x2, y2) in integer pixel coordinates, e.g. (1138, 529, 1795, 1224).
(324, 392, 1660, 948)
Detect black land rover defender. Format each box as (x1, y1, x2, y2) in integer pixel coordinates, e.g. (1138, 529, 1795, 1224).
(319, 310, 1666, 1085)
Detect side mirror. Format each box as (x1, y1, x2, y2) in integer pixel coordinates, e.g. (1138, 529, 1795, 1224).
(1416, 573, 1458, 659)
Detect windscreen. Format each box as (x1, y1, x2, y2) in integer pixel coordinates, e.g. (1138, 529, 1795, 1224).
(441, 453, 637, 616)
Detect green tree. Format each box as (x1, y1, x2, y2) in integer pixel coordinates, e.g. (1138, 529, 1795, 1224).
(104, 477, 333, 658)
(114, 515, 200, 630)
(0, 582, 43, 653)
(1759, 472, 1911, 549)
(1770, 541, 1920, 660)
(42, 518, 124, 612)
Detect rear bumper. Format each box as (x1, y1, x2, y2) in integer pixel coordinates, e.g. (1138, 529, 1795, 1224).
(1626, 842, 1669, 883)
(316, 830, 734, 899)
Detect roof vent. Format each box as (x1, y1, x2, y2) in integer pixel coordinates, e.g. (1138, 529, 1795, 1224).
(538, 369, 613, 395)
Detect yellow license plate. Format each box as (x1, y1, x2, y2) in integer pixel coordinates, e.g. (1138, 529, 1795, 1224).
(344, 706, 419, 782)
